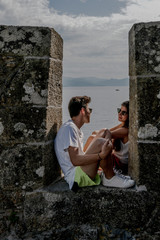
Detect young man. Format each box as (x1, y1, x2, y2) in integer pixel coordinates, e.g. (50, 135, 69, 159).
(54, 96, 135, 191)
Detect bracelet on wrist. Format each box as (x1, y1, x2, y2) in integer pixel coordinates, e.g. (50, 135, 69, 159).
(98, 153, 103, 161)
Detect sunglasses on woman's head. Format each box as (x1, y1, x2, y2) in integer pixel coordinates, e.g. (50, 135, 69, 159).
(117, 108, 128, 116)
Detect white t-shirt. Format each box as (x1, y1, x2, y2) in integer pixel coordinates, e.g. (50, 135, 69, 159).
(113, 140, 129, 164)
(54, 119, 84, 189)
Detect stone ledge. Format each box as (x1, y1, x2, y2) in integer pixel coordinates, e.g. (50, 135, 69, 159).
(1, 179, 159, 240)
(24, 179, 157, 234)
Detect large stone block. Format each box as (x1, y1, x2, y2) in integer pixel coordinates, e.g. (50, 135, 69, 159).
(129, 140, 160, 190)
(43, 142, 61, 186)
(0, 141, 61, 190)
(0, 57, 62, 107)
(137, 77, 160, 130)
(0, 106, 62, 143)
(48, 59, 63, 107)
(0, 107, 47, 143)
(129, 22, 160, 76)
(24, 183, 156, 233)
(0, 25, 63, 190)
(129, 22, 160, 192)
(128, 135, 139, 181)
(130, 76, 160, 141)
(46, 107, 62, 138)
(137, 141, 160, 191)
(129, 77, 138, 138)
(0, 25, 63, 59)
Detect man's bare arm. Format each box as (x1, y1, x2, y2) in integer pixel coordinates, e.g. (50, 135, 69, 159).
(68, 139, 112, 166)
(68, 146, 100, 166)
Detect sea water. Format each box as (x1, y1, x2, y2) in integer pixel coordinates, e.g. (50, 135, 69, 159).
(63, 86, 129, 143)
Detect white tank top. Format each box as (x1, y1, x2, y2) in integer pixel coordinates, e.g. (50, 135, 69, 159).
(113, 140, 129, 164)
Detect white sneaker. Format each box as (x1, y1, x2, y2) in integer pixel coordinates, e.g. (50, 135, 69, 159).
(102, 173, 135, 188)
(113, 168, 131, 180)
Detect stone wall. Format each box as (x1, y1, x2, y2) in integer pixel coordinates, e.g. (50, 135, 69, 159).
(0, 25, 63, 207)
(0, 23, 160, 240)
(129, 22, 160, 192)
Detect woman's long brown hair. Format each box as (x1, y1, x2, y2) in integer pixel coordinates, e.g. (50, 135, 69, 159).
(113, 101, 129, 151)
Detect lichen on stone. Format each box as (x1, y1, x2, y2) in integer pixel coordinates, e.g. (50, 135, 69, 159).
(0, 122, 4, 135)
(138, 124, 158, 139)
(154, 64, 160, 72)
(36, 166, 45, 178)
(14, 122, 26, 132)
(22, 82, 47, 105)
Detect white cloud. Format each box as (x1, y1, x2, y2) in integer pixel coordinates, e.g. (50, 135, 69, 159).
(0, 0, 160, 79)
(122, 0, 160, 21)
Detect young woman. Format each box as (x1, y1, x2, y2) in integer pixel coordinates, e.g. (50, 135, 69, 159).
(110, 101, 129, 174)
(83, 101, 129, 174)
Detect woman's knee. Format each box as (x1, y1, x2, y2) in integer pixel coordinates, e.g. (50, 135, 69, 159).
(93, 138, 106, 149)
(85, 137, 106, 154)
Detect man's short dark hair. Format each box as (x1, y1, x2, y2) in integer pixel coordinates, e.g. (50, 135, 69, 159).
(68, 96, 91, 118)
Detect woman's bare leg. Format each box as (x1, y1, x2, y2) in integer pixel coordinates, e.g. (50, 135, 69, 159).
(83, 128, 109, 152)
(83, 134, 96, 152)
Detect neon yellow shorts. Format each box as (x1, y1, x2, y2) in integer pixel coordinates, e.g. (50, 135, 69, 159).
(74, 166, 101, 187)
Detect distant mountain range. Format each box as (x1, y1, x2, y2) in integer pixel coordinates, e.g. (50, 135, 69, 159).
(63, 77, 129, 87)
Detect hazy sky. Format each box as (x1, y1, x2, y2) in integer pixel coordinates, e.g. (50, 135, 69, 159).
(0, 0, 160, 79)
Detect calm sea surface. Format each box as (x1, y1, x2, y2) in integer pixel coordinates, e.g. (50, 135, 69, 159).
(63, 86, 129, 143)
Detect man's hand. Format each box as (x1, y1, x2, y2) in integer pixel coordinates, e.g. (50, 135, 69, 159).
(100, 139, 113, 159)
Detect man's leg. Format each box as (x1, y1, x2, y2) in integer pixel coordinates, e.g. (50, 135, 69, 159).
(100, 154, 114, 179)
(82, 138, 135, 188)
(81, 138, 113, 179)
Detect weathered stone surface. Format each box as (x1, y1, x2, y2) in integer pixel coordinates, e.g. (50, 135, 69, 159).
(137, 77, 160, 130)
(0, 25, 63, 59)
(48, 59, 63, 107)
(0, 57, 62, 107)
(0, 141, 60, 190)
(0, 25, 63, 192)
(0, 107, 47, 143)
(0, 187, 24, 210)
(46, 107, 62, 137)
(129, 77, 160, 134)
(1, 22, 160, 240)
(130, 141, 160, 190)
(0, 106, 61, 190)
(0, 107, 62, 143)
(129, 22, 160, 76)
(1, 181, 159, 240)
(43, 140, 61, 186)
(23, 181, 157, 236)
(128, 134, 139, 181)
(129, 22, 160, 191)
